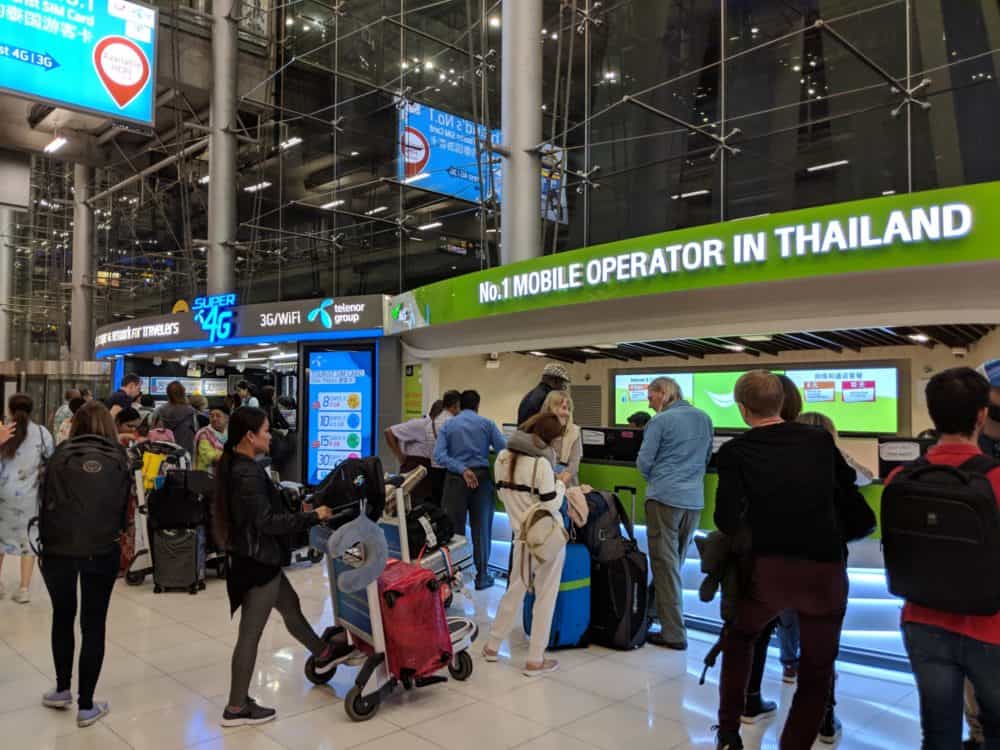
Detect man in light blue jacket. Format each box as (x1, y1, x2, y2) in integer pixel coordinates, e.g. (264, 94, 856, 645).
(637, 377, 714, 649)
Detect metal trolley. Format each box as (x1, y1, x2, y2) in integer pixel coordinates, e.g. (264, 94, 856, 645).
(305, 481, 477, 722)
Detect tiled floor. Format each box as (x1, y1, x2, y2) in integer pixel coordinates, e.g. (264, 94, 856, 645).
(0, 560, 923, 750)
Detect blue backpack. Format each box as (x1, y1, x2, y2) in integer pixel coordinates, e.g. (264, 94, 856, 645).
(523, 542, 591, 649)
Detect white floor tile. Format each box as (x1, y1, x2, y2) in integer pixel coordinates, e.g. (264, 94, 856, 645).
(560, 702, 692, 750)
(550, 657, 671, 701)
(0, 561, 926, 750)
(261, 705, 399, 750)
(487, 678, 613, 728)
(409, 700, 549, 750)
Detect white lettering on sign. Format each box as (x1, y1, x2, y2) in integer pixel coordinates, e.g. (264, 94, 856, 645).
(260, 310, 302, 328)
(477, 202, 974, 305)
(95, 321, 180, 348)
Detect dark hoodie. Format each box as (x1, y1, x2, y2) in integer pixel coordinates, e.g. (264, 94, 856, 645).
(714, 421, 862, 562)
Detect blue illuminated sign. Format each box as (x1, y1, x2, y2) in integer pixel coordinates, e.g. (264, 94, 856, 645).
(192, 293, 236, 343)
(0, 0, 158, 127)
(397, 100, 566, 222)
(306, 350, 374, 485)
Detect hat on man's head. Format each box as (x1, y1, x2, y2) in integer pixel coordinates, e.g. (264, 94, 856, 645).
(978, 359, 1000, 388)
(542, 363, 571, 383)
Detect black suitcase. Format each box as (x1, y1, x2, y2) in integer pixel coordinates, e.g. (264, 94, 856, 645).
(152, 527, 206, 594)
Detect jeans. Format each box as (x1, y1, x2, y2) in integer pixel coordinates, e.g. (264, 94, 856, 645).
(40, 546, 120, 710)
(442, 469, 495, 584)
(778, 609, 801, 667)
(645, 501, 701, 644)
(719, 555, 847, 749)
(228, 572, 326, 708)
(903, 622, 1000, 750)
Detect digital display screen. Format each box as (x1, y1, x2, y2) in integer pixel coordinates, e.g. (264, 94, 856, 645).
(397, 99, 566, 222)
(0, 0, 158, 126)
(613, 366, 900, 433)
(305, 349, 374, 485)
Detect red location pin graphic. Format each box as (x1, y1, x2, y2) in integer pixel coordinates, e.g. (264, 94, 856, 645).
(93, 36, 150, 109)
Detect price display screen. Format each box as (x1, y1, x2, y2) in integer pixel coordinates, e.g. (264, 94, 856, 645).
(305, 349, 374, 484)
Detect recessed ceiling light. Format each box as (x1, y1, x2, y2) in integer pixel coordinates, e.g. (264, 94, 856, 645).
(243, 181, 272, 193)
(806, 159, 849, 173)
(528, 351, 547, 357)
(249, 347, 279, 354)
(418, 221, 443, 231)
(743, 334, 773, 342)
(321, 199, 344, 209)
(723, 344, 746, 352)
(366, 206, 388, 215)
(270, 353, 298, 360)
(350, 150, 360, 156)
(581, 348, 601, 354)
(44, 136, 68, 153)
(908, 333, 930, 343)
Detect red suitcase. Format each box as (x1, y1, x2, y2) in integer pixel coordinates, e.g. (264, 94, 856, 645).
(378, 559, 453, 680)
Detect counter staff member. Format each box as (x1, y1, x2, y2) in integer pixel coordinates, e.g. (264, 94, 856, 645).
(517, 363, 570, 426)
(384, 406, 439, 503)
(434, 390, 507, 590)
(106, 374, 142, 418)
(637, 376, 713, 650)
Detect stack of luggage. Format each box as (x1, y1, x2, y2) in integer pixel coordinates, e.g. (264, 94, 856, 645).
(146, 466, 215, 594)
(524, 488, 650, 650)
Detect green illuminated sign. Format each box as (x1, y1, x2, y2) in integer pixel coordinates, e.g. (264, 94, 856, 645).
(389, 181, 1000, 330)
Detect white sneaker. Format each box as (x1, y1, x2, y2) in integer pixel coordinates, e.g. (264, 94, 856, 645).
(12, 588, 30, 604)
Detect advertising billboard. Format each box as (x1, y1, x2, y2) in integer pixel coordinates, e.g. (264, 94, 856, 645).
(397, 99, 567, 222)
(0, 0, 158, 126)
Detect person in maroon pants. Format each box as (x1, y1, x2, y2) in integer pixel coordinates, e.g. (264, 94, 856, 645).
(712, 370, 864, 750)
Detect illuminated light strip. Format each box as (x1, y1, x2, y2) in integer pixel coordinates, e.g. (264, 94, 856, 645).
(94, 329, 385, 359)
(806, 159, 850, 172)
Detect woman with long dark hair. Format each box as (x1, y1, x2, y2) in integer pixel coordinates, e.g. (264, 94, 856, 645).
(0, 393, 54, 603)
(214, 407, 339, 727)
(40, 401, 127, 728)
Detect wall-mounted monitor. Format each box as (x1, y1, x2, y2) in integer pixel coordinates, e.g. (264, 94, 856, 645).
(612, 364, 902, 435)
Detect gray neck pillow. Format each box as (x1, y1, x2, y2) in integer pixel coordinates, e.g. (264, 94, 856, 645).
(326, 514, 389, 593)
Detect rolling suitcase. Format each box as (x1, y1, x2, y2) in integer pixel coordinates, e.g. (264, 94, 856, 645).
(523, 542, 591, 649)
(378, 559, 453, 681)
(151, 527, 206, 594)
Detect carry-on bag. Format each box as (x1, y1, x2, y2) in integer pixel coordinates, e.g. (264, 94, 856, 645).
(311, 456, 386, 524)
(882, 455, 1000, 615)
(151, 527, 206, 594)
(523, 541, 591, 649)
(378, 559, 453, 681)
(586, 488, 649, 649)
(405, 502, 454, 558)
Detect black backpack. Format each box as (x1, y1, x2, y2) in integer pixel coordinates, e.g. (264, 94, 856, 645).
(579, 491, 631, 562)
(37, 435, 131, 558)
(406, 503, 454, 558)
(582, 491, 649, 649)
(311, 456, 386, 525)
(882, 455, 1000, 615)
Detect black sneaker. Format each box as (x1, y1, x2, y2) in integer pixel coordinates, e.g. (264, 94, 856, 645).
(818, 709, 843, 744)
(716, 728, 744, 750)
(220, 698, 277, 727)
(740, 693, 777, 725)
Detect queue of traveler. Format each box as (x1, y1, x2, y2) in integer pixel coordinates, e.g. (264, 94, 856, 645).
(9, 358, 1000, 744)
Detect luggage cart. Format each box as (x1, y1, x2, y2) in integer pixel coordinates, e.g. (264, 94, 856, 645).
(306, 484, 477, 722)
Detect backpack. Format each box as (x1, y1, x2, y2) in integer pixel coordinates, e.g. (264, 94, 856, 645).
(311, 456, 386, 525)
(36, 435, 131, 558)
(882, 455, 1000, 615)
(579, 491, 631, 562)
(503, 458, 568, 569)
(157, 408, 197, 456)
(405, 502, 454, 558)
(586, 492, 649, 649)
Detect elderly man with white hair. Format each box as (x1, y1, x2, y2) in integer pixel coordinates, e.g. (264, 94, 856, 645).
(637, 376, 714, 650)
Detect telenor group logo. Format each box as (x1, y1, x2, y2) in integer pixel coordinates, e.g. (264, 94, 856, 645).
(308, 299, 335, 329)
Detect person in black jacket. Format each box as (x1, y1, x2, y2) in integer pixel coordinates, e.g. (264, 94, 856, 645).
(713, 370, 863, 750)
(517, 363, 570, 426)
(212, 407, 338, 728)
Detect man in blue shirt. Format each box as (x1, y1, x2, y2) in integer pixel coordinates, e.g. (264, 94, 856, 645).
(434, 390, 507, 589)
(637, 376, 713, 649)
